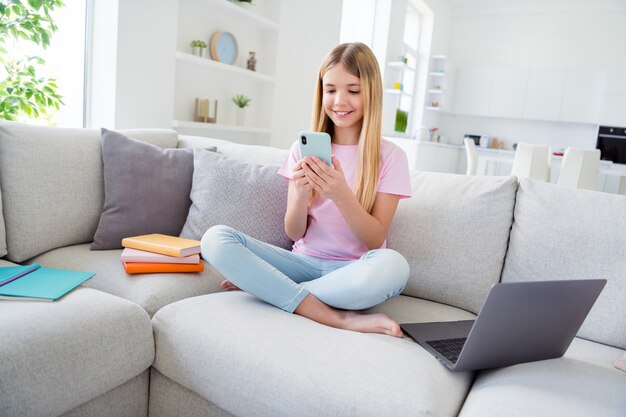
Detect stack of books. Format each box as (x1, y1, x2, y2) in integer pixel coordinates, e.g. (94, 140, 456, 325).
(121, 234, 204, 274)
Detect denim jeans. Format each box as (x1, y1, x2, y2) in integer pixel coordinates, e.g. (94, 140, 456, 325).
(201, 225, 410, 313)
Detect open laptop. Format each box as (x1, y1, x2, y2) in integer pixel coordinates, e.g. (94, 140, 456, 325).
(400, 279, 606, 372)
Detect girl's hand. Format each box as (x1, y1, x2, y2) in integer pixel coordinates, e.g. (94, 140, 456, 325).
(302, 155, 351, 202)
(291, 160, 313, 200)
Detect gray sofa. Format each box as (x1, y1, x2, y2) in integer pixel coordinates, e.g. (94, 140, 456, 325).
(0, 121, 624, 417)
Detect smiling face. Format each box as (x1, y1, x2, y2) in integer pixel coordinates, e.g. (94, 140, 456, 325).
(322, 63, 364, 138)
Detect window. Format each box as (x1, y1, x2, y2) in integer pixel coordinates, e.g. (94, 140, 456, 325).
(2, 1, 87, 127)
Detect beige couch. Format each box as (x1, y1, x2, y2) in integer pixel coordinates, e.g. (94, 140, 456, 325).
(0, 121, 624, 417)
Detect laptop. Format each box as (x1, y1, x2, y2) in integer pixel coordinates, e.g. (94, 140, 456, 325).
(400, 279, 606, 372)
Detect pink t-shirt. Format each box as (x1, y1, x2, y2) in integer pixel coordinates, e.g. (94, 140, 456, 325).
(278, 139, 412, 260)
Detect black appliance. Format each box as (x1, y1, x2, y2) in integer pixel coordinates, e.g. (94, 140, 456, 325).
(596, 126, 626, 164)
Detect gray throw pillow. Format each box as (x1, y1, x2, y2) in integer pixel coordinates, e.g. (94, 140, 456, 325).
(180, 150, 292, 250)
(91, 129, 212, 250)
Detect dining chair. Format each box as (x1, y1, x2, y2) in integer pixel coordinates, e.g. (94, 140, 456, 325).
(557, 147, 600, 190)
(464, 137, 478, 175)
(510, 143, 551, 181)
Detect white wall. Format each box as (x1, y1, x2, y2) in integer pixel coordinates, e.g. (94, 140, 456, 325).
(88, 0, 178, 130)
(270, 0, 343, 149)
(433, 0, 626, 150)
(114, 0, 178, 129)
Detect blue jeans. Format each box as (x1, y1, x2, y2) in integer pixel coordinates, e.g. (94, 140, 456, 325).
(201, 225, 410, 313)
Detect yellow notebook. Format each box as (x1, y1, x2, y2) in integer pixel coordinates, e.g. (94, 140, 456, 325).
(121, 234, 201, 257)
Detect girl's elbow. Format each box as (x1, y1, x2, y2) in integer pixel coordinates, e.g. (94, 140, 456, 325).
(284, 224, 304, 242)
(365, 236, 386, 250)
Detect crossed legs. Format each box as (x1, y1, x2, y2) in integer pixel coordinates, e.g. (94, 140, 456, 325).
(203, 225, 409, 337)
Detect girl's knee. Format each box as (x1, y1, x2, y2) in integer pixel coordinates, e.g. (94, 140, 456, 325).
(201, 225, 237, 264)
(366, 249, 410, 294)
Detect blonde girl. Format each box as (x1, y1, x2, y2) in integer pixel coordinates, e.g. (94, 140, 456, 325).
(202, 42, 412, 337)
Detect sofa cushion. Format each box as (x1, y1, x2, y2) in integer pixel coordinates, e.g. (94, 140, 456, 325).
(0, 287, 154, 417)
(91, 129, 212, 250)
(61, 371, 149, 417)
(387, 172, 518, 314)
(178, 134, 288, 165)
(152, 292, 476, 417)
(501, 179, 626, 349)
(180, 150, 292, 250)
(458, 338, 626, 417)
(0, 121, 178, 262)
(29, 243, 223, 316)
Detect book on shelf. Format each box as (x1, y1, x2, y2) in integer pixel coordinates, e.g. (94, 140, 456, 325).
(121, 234, 201, 257)
(120, 247, 200, 264)
(123, 261, 204, 275)
(0, 263, 94, 301)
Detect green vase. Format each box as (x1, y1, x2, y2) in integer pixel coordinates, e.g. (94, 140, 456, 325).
(394, 109, 408, 133)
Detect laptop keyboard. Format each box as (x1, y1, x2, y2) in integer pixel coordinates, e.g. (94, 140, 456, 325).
(426, 338, 467, 364)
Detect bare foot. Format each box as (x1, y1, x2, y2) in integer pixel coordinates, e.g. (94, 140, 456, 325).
(294, 294, 403, 338)
(341, 311, 404, 338)
(220, 280, 241, 291)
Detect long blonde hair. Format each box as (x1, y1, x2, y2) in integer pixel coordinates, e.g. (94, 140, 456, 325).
(311, 42, 383, 213)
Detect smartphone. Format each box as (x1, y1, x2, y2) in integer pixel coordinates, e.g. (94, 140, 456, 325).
(298, 131, 332, 167)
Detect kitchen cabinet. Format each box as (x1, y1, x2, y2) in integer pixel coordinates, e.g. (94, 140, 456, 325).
(453, 67, 494, 116)
(523, 68, 566, 121)
(600, 70, 626, 126)
(488, 67, 528, 119)
(451, 65, 609, 125)
(559, 69, 606, 124)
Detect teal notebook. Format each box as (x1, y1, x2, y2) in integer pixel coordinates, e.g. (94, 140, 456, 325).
(0, 264, 94, 301)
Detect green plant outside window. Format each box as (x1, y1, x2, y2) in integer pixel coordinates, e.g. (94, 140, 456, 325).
(0, 0, 65, 122)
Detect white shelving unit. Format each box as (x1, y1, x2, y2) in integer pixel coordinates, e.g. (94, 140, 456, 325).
(426, 55, 447, 112)
(173, 120, 271, 134)
(383, 59, 415, 136)
(175, 52, 275, 83)
(173, 0, 281, 143)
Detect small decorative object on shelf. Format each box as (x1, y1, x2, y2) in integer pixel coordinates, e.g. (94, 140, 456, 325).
(394, 109, 408, 133)
(190, 40, 207, 57)
(195, 98, 218, 123)
(431, 101, 440, 108)
(430, 128, 440, 142)
(247, 51, 257, 71)
(232, 94, 251, 126)
(393, 82, 403, 91)
(490, 137, 505, 150)
(210, 31, 238, 65)
(236, 0, 254, 10)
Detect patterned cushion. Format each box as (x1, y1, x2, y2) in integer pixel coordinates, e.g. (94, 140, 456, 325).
(180, 150, 292, 250)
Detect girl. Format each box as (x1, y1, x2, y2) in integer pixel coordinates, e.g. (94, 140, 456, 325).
(202, 42, 412, 337)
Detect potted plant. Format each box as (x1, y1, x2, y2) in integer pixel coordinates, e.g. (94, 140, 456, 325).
(190, 40, 207, 57)
(236, 0, 254, 10)
(232, 94, 251, 126)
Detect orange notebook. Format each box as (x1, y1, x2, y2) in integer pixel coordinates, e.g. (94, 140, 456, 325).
(121, 234, 201, 257)
(123, 261, 204, 274)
